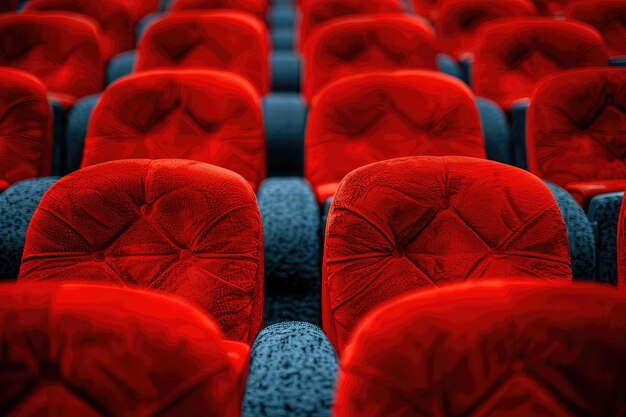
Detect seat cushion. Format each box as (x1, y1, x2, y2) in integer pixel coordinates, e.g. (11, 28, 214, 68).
(171, 0, 269, 23)
(566, 0, 626, 57)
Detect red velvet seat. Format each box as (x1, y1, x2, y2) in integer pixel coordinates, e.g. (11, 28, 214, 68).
(0, 68, 52, 193)
(566, 0, 626, 57)
(0, 282, 249, 417)
(323, 156, 572, 352)
(171, 0, 269, 23)
(527, 68, 626, 208)
(0, 13, 104, 105)
(82, 70, 266, 192)
(125, 0, 160, 21)
(24, 0, 134, 60)
(299, 0, 404, 51)
(530, 0, 570, 15)
(411, 0, 442, 21)
(473, 18, 608, 111)
(334, 281, 626, 416)
(436, 0, 536, 57)
(306, 71, 486, 204)
(0, 0, 17, 12)
(18, 159, 265, 344)
(303, 14, 437, 101)
(136, 12, 270, 95)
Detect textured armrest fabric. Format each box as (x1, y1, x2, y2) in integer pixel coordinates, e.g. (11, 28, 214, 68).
(588, 192, 624, 285)
(475, 96, 512, 165)
(64, 94, 100, 174)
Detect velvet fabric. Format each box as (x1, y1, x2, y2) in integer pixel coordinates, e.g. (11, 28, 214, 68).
(473, 18, 608, 111)
(566, 1, 626, 59)
(411, 0, 443, 21)
(171, 0, 269, 23)
(334, 281, 626, 416)
(136, 12, 270, 95)
(617, 193, 626, 288)
(303, 15, 437, 101)
(82, 70, 266, 192)
(0, 69, 52, 193)
(323, 156, 572, 352)
(306, 71, 486, 204)
(18, 159, 264, 344)
(0, 282, 249, 417)
(0, 0, 17, 12)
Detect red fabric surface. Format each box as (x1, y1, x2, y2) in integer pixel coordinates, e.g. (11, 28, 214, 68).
(0, 13, 104, 101)
(303, 15, 437, 102)
(412, 0, 443, 21)
(299, 0, 404, 51)
(567, 180, 626, 209)
(530, 0, 570, 15)
(136, 12, 270, 95)
(24, 0, 134, 61)
(82, 69, 266, 192)
(18, 159, 265, 344)
(0, 68, 52, 192)
(617, 193, 626, 288)
(124, 0, 160, 21)
(566, 0, 626, 57)
(0, 282, 248, 417)
(306, 71, 486, 204)
(172, 0, 269, 23)
(334, 280, 626, 416)
(436, 0, 536, 58)
(0, 0, 17, 12)
(473, 18, 608, 111)
(527, 68, 626, 203)
(322, 156, 572, 352)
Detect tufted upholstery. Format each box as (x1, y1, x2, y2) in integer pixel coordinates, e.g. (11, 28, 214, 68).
(172, 0, 269, 23)
(82, 70, 266, 192)
(617, 193, 626, 288)
(24, 0, 134, 61)
(0, 282, 249, 416)
(299, 0, 404, 51)
(412, 0, 443, 21)
(0, 14, 104, 104)
(0, 69, 52, 193)
(136, 12, 270, 95)
(473, 18, 608, 111)
(436, 0, 536, 57)
(528, 68, 626, 208)
(566, 0, 626, 57)
(334, 280, 626, 416)
(323, 156, 572, 352)
(306, 71, 486, 204)
(18, 159, 265, 344)
(303, 15, 437, 101)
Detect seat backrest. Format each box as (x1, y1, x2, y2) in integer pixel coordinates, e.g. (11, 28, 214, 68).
(125, 0, 160, 21)
(0, 282, 248, 417)
(412, 0, 443, 21)
(566, 0, 626, 57)
(323, 156, 572, 352)
(24, 0, 134, 60)
(306, 71, 486, 204)
(528, 68, 626, 191)
(473, 18, 608, 111)
(0, 0, 17, 12)
(171, 0, 269, 23)
(136, 12, 270, 95)
(334, 281, 626, 415)
(437, 0, 536, 57)
(303, 14, 437, 101)
(0, 13, 104, 100)
(530, 0, 569, 15)
(18, 159, 265, 344)
(0, 68, 52, 192)
(82, 69, 266, 192)
(299, 0, 404, 50)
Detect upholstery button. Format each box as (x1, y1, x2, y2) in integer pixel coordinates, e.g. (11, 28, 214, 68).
(140, 204, 152, 216)
(93, 252, 105, 262)
(440, 198, 451, 210)
(179, 249, 192, 260)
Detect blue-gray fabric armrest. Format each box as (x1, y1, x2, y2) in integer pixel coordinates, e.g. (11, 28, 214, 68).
(609, 56, 626, 67)
(136, 12, 164, 42)
(258, 178, 320, 324)
(64, 94, 100, 174)
(243, 322, 338, 417)
(269, 5, 296, 29)
(510, 99, 530, 169)
(271, 52, 301, 92)
(0, 177, 59, 280)
(475, 96, 511, 165)
(272, 27, 295, 51)
(48, 98, 66, 176)
(263, 93, 307, 176)
(588, 192, 624, 285)
(106, 51, 136, 86)
(160, 0, 172, 11)
(436, 53, 465, 83)
(547, 182, 596, 281)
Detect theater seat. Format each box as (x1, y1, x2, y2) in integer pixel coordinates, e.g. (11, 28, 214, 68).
(0, 69, 52, 193)
(527, 68, 626, 208)
(334, 280, 626, 416)
(411, 0, 442, 21)
(530, 0, 569, 15)
(137, 12, 270, 95)
(566, 0, 626, 57)
(323, 156, 572, 352)
(473, 18, 608, 112)
(0, 282, 248, 417)
(171, 0, 269, 23)
(306, 71, 486, 204)
(303, 14, 437, 101)
(299, 0, 404, 51)
(81, 70, 266, 192)
(24, 0, 134, 60)
(18, 159, 264, 344)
